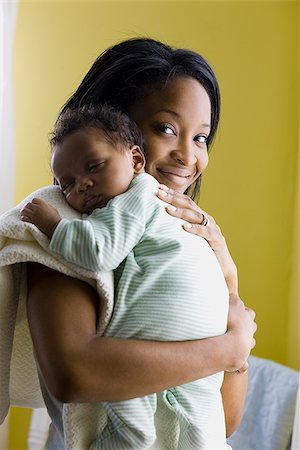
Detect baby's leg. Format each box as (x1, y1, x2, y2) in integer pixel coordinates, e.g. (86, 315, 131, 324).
(91, 394, 157, 450)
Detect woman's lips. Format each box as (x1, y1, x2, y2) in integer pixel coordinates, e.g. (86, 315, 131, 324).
(158, 167, 193, 177)
(157, 168, 194, 187)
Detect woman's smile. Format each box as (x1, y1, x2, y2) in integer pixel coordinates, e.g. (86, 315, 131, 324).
(156, 166, 195, 186)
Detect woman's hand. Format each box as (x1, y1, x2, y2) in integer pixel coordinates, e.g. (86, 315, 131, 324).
(157, 185, 238, 295)
(226, 293, 257, 372)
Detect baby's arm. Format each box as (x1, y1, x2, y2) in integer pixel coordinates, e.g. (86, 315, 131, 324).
(21, 198, 61, 238)
(49, 207, 144, 272)
(21, 196, 145, 272)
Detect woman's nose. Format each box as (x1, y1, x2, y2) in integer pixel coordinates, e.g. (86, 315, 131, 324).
(77, 176, 93, 192)
(173, 140, 197, 166)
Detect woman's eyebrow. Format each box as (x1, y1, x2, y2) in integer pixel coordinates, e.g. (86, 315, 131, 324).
(155, 109, 211, 129)
(155, 108, 180, 117)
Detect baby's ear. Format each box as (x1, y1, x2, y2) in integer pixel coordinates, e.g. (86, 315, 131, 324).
(131, 145, 145, 174)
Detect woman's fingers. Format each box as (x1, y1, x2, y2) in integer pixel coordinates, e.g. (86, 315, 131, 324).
(245, 307, 257, 340)
(158, 187, 216, 226)
(157, 187, 197, 209)
(226, 294, 257, 371)
(245, 308, 257, 339)
(245, 306, 256, 320)
(165, 204, 210, 225)
(157, 185, 238, 293)
(158, 186, 208, 213)
(160, 187, 225, 260)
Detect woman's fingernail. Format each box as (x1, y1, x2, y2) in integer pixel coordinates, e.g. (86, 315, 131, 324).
(158, 189, 167, 196)
(167, 205, 176, 211)
(159, 184, 169, 191)
(183, 223, 192, 229)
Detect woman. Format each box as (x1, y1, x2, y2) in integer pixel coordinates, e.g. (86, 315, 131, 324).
(26, 37, 256, 448)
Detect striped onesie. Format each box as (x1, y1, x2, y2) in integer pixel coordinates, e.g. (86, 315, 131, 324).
(50, 172, 230, 449)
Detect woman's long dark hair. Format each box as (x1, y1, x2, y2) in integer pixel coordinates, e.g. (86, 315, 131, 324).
(60, 38, 221, 199)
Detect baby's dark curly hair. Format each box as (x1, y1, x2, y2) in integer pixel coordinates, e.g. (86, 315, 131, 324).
(50, 104, 144, 152)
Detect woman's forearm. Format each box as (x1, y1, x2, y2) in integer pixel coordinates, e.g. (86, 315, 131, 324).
(27, 263, 254, 403)
(71, 327, 241, 403)
(221, 370, 248, 437)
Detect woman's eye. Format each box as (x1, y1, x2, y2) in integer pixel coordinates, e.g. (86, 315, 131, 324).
(157, 124, 175, 135)
(195, 135, 207, 144)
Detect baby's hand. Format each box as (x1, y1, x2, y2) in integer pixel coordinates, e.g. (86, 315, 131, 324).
(21, 198, 61, 239)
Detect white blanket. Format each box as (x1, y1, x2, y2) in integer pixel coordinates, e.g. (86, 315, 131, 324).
(0, 185, 114, 448)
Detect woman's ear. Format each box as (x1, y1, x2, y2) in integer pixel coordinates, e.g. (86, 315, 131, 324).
(130, 145, 146, 174)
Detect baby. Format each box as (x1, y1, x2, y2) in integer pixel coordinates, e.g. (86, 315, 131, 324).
(21, 105, 230, 450)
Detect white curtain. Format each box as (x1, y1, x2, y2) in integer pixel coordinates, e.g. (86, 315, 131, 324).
(0, 2, 18, 447)
(0, 0, 18, 214)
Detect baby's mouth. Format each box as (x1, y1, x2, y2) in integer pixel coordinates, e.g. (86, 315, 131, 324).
(84, 195, 109, 212)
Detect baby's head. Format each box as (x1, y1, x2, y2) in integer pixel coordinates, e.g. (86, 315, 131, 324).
(50, 105, 145, 214)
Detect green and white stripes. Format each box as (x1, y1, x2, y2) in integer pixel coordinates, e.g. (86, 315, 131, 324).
(51, 173, 230, 449)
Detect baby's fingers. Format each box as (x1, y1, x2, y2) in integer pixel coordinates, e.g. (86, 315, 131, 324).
(21, 204, 31, 215)
(20, 201, 39, 220)
(21, 203, 34, 214)
(31, 197, 47, 206)
(20, 212, 33, 223)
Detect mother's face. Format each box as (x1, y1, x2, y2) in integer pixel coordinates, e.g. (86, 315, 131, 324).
(130, 77, 211, 193)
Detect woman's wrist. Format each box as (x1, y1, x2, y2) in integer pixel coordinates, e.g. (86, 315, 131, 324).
(225, 266, 238, 295)
(221, 331, 247, 372)
(236, 360, 249, 373)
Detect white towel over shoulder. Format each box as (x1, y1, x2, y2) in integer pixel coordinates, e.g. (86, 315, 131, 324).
(0, 185, 114, 449)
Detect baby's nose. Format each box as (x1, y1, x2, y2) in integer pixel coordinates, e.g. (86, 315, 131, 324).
(77, 176, 93, 192)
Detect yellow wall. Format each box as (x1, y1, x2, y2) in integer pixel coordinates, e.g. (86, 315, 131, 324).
(7, 408, 31, 450)
(287, 0, 300, 371)
(10, 0, 299, 448)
